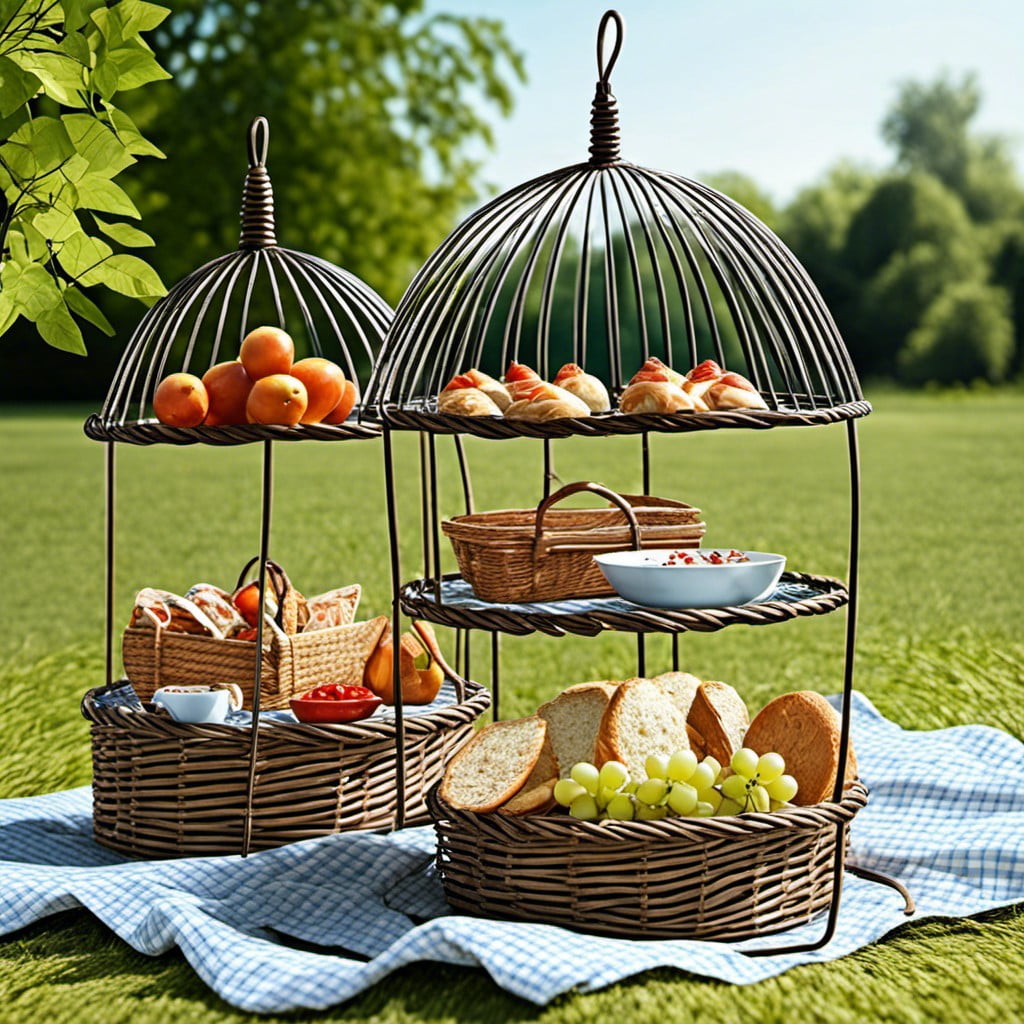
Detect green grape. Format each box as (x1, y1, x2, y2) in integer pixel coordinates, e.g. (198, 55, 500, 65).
(605, 793, 635, 820)
(769, 799, 793, 811)
(717, 796, 744, 816)
(636, 802, 668, 820)
(701, 755, 722, 784)
(598, 786, 620, 809)
(644, 754, 669, 780)
(730, 747, 759, 779)
(756, 752, 785, 784)
(693, 801, 716, 817)
(599, 760, 630, 792)
(750, 784, 770, 812)
(571, 762, 600, 796)
(667, 750, 698, 783)
(721, 774, 749, 803)
(667, 782, 698, 816)
(553, 778, 586, 807)
(569, 794, 600, 820)
(636, 778, 668, 805)
(690, 762, 715, 791)
(698, 786, 723, 813)
(766, 774, 799, 803)
(622, 780, 638, 795)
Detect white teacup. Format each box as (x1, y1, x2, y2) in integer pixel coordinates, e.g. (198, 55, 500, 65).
(152, 683, 244, 724)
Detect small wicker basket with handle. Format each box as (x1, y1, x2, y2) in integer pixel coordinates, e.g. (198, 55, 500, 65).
(442, 481, 706, 603)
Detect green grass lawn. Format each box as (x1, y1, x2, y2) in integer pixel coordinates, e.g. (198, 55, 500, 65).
(1, 391, 1023, 1023)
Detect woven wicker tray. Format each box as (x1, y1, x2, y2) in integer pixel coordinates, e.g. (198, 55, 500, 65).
(428, 782, 868, 941)
(83, 680, 491, 858)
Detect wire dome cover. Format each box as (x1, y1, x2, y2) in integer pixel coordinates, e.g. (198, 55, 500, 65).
(86, 117, 392, 445)
(366, 12, 869, 439)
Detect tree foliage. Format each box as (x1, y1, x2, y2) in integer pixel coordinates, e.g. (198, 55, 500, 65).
(0, 0, 169, 354)
(120, 0, 525, 303)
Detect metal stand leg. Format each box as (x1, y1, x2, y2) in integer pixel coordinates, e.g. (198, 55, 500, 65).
(104, 443, 116, 689)
(383, 428, 407, 829)
(242, 440, 273, 857)
(671, 633, 679, 672)
(636, 633, 646, 676)
(491, 631, 501, 721)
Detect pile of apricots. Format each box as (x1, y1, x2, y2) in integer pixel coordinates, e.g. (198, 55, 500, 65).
(152, 326, 358, 427)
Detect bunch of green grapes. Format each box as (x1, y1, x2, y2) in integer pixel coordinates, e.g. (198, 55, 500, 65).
(552, 747, 798, 822)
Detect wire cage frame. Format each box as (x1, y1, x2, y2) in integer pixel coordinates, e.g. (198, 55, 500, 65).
(365, 13, 870, 439)
(85, 116, 392, 446)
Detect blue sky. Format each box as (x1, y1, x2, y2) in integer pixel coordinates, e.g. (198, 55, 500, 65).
(429, 0, 1023, 203)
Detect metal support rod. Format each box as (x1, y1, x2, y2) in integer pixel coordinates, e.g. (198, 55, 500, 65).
(419, 433, 432, 581)
(671, 633, 679, 672)
(242, 440, 273, 857)
(491, 631, 501, 721)
(636, 633, 646, 676)
(382, 428, 407, 829)
(453, 434, 474, 514)
(463, 628, 472, 683)
(104, 443, 116, 688)
(543, 439, 554, 500)
(428, 432, 442, 596)
(641, 431, 650, 495)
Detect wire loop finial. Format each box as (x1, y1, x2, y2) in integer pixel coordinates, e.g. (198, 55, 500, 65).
(589, 11, 624, 165)
(240, 115, 277, 249)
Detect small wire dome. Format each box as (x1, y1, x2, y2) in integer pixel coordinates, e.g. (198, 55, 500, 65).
(366, 11, 869, 438)
(86, 117, 392, 445)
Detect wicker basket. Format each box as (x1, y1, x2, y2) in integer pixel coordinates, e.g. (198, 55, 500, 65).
(428, 782, 868, 941)
(122, 614, 388, 709)
(442, 481, 706, 603)
(83, 679, 491, 858)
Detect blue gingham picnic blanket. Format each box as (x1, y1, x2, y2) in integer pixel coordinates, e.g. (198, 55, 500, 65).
(2, 691, 1023, 1013)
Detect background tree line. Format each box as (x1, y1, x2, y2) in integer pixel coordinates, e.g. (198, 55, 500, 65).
(1, 1, 1020, 400)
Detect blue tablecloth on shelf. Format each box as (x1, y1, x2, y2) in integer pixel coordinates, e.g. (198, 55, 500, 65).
(2, 691, 1023, 1013)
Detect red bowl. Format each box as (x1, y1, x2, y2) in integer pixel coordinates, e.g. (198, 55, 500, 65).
(289, 694, 382, 723)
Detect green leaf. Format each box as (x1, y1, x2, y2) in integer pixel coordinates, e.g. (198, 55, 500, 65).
(0, 261, 63, 319)
(38, 301, 86, 354)
(32, 202, 82, 242)
(93, 215, 153, 247)
(108, 43, 170, 91)
(6, 229, 30, 263)
(62, 113, 134, 177)
(89, 6, 125, 49)
(56, 230, 113, 278)
(105, 108, 163, 157)
(59, 32, 91, 67)
(75, 172, 140, 216)
(63, 0, 106, 33)
(7, 50, 87, 107)
(18, 217, 54, 260)
(118, 0, 169, 37)
(1, 116, 74, 180)
(64, 285, 114, 334)
(0, 291, 19, 337)
(80, 251, 165, 297)
(92, 60, 119, 100)
(0, 55, 40, 118)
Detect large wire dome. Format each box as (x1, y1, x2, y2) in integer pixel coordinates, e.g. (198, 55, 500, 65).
(86, 117, 392, 445)
(366, 11, 869, 438)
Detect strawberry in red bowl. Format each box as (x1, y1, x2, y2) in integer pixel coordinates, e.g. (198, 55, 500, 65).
(290, 684, 382, 723)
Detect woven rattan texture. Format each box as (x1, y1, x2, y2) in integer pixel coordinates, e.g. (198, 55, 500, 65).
(84, 414, 380, 446)
(400, 572, 849, 637)
(122, 617, 388, 708)
(429, 783, 867, 941)
(83, 681, 491, 858)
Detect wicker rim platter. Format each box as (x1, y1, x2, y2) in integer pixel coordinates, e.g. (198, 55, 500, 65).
(428, 781, 869, 942)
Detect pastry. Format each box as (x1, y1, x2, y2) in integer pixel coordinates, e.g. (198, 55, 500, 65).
(129, 588, 221, 636)
(505, 381, 591, 420)
(683, 359, 723, 406)
(552, 363, 611, 412)
(706, 371, 768, 411)
(437, 374, 503, 416)
(303, 584, 361, 631)
(502, 361, 543, 400)
(634, 356, 687, 389)
(184, 584, 248, 637)
(619, 377, 695, 414)
(464, 368, 512, 411)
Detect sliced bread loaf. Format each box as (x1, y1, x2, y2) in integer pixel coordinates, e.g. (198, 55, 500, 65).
(594, 677, 691, 779)
(652, 671, 702, 720)
(687, 680, 750, 765)
(439, 716, 548, 813)
(743, 690, 857, 805)
(500, 733, 560, 815)
(538, 683, 617, 778)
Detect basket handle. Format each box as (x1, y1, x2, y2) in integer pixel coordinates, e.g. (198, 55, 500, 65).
(234, 557, 288, 629)
(533, 481, 641, 553)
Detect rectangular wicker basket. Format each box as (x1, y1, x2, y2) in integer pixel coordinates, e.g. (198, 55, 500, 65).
(122, 615, 389, 709)
(442, 481, 706, 603)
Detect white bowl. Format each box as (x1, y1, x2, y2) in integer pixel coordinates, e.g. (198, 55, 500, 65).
(593, 549, 786, 609)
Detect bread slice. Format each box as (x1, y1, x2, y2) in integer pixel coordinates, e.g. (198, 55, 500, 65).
(687, 681, 749, 765)
(538, 683, 617, 778)
(439, 716, 548, 813)
(743, 691, 858, 805)
(500, 733, 560, 815)
(651, 671, 702, 720)
(594, 677, 691, 779)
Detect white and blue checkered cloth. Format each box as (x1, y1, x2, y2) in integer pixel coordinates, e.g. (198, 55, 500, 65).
(2, 691, 1023, 1013)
